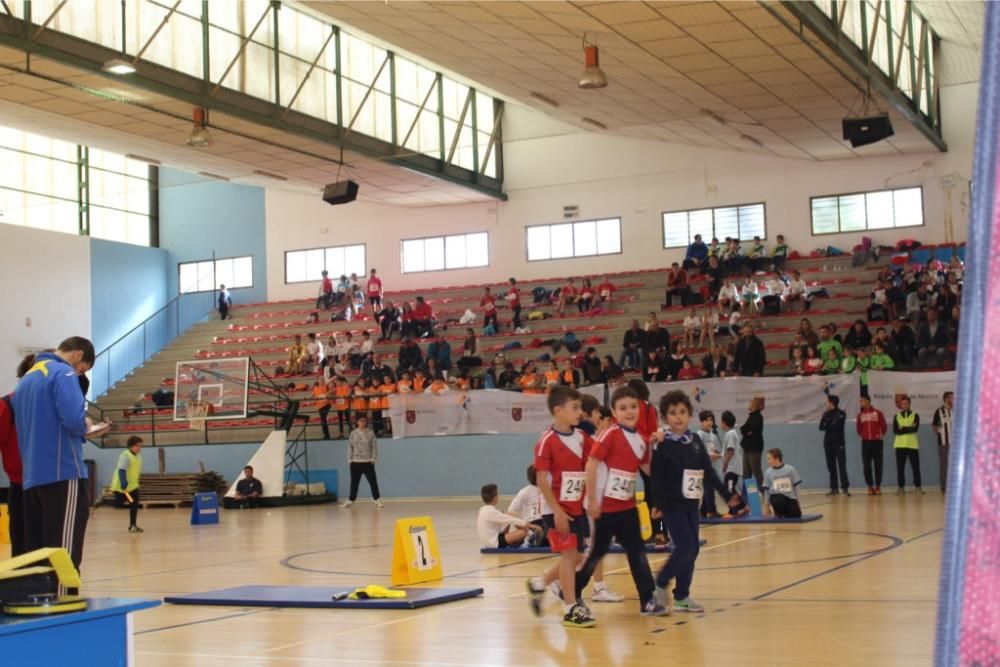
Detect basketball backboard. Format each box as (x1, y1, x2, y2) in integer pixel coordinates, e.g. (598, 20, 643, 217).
(173, 358, 250, 421)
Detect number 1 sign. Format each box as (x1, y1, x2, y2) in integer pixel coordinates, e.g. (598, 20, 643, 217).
(391, 516, 443, 585)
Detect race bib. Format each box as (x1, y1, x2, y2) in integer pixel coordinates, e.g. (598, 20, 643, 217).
(600, 289, 610, 298)
(559, 472, 585, 502)
(682, 469, 704, 500)
(604, 468, 637, 501)
(771, 477, 793, 495)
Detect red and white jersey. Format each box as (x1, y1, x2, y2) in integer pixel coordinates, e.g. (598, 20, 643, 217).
(480, 294, 496, 312)
(534, 427, 593, 517)
(562, 284, 577, 297)
(590, 424, 649, 513)
(367, 276, 383, 296)
(507, 287, 520, 305)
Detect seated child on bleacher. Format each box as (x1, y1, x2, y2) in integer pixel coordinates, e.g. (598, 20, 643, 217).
(761, 448, 803, 518)
(544, 361, 560, 387)
(478, 483, 540, 549)
(412, 369, 427, 393)
(597, 276, 615, 303)
(287, 335, 308, 375)
(397, 371, 413, 393)
(429, 372, 449, 394)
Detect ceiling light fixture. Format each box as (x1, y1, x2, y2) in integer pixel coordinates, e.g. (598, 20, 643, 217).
(252, 170, 288, 182)
(197, 172, 230, 181)
(699, 109, 726, 126)
(186, 107, 213, 147)
(529, 91, 560, 108)
(102, 58, 136, 75)
(125, 153, 161, 165)
(578, 35, 607, 90)
(581, 117, 607, 131)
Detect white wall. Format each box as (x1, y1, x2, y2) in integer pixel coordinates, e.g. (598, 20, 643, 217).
(0, 224, 91, 395)
(265, 84, 977, 300)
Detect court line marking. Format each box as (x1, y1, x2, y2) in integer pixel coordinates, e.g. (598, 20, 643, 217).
(137, 651, 474, 665)
(602, 532, 777, 577)
(136, 608, 273, 635)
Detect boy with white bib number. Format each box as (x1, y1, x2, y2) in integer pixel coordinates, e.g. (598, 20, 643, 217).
(573, 386, 668, 618)
(761, 448, 803, 518)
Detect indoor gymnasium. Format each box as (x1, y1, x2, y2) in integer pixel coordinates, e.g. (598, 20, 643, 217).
(0, 1, 994, 665)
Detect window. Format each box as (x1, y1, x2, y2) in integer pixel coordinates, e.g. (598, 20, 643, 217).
(662, 204, 766, 248)
(284, 244, 366, 284)
(401, 232, 489, 273)
(810, 187, 923, 235)
(179, 256, 253, 294)
(525, 218, 621, 262)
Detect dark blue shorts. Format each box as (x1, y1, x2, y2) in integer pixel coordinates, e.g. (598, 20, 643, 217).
(542, 513, 589, 553)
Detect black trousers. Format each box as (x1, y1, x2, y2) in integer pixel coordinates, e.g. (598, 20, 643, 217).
(380, 319, 400, 340)
(743, 452, 764, 488)
(218, 305, 229, 320)
(665, 288, 689, 308)
(575, 509, 655, 607)
(939, 445, 950, 492)
(577, 298, 593, 313)
(511, 305, 522, 329)
(896, 449, 922, 489)
(823, 441, 849, 491)
(484, 311, 498, 330)
(7, 482, 26, 557)
(861, 440, 884, 488)
(318, 406, 347, 439)
(349, 462, 381, 501)
(769, 495, 802, 518)
(724, 472, 746, 512)
(116, 488, 140, 526)
(24, 479, 89, 574)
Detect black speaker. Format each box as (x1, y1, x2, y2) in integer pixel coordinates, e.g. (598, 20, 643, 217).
(842, 113, 895, 148)
(322, 180, 359, 205)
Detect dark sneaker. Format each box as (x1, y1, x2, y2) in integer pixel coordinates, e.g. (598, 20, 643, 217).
(526, 578, 545, 617)
(128, 525, 144, 533)
(842, 489, 851, 497)
(641, 599, 669, 617)
(563, 603, 597, 628)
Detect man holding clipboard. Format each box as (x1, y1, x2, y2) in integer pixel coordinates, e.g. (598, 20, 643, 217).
(110, 436, 144, 533)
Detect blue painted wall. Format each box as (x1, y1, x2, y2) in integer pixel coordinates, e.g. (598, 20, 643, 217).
(74, 425, 944, 500)
(158, 168, 267, 304)
(89, 238, 170, 353)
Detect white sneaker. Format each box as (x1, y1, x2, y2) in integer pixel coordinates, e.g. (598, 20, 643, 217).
(341, 500, 354, 508)
(376, 500, 384, 509)
(591, 586, 625, 603)
(549, 581, 564, 600)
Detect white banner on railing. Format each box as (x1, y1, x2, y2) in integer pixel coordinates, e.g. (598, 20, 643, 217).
(867, 370, 956, 419)
(581, 375, 862, 425)
(388, 390, 551, 439)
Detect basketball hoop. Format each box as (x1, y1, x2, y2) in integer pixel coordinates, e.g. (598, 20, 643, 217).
(186, 400, 213, 431)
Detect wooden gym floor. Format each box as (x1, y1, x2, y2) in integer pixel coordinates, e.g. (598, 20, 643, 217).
(26, 493, 943, 666)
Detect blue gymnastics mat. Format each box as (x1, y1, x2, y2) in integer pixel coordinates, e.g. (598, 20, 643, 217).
(700, 513, 822, 525)
(164, 585, 483, 610)
(480, 539, 706, 555)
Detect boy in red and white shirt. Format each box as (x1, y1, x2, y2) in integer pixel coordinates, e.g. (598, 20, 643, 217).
(367, 268, 383, 315)
(507, 277, 522, 330)
(597, 276, 616, 303)
(574, 386, 667, 617)
(557, 278, 578, 314)
(527, 386, 597, 628)
(481, 286, 498, 332)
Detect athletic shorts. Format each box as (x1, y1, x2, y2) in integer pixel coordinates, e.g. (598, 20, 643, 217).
(496, 529, 511, 549)
(542, 513, 589, 553)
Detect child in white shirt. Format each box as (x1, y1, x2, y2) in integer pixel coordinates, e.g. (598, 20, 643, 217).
(699, 305, 719, 349)
(720, 411, 749, 516)
(740, 277, 759, 317)
(718, 278, 739, 314)
(683, 308, 700, 349)
(360, 331, 375, 356)
(507, 465, 545, 542)
(697, 410, 723, 518)
(477, 483, 539, 549)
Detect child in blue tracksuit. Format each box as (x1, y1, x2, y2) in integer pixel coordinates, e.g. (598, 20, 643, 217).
(650, 390, 737, 613)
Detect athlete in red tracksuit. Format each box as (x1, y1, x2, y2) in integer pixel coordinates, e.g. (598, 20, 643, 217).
(856, 395, 888, 495)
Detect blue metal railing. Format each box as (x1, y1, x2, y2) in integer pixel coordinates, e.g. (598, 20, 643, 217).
(91, 291, 215, 399)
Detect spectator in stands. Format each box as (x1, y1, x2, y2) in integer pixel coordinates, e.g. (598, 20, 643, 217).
(601, 355, 624, 385)
(577, 278, 594, 313)
(317, 271, 334, 310)
(305, 333, 324, 372)
(803, 346, 823, 375)
(702, 344, 727, 378)
(507, 278, 523, 331)
(323, 335, 337, 365)
(704, 255, 723, 299)
(717, 277, 738, 314)
(747, 236, 766, 273)
(665, 262, 690, 308)
(817, 325, 843, 363)
(412, 296, 434, 338)
(936, 284, 959, 324)
(597, 275, 615, 303)
(734, 324, 766, 377)
(683, 308, 700, 350)
(917, 308, 950, 365)
(868, 280, 891, 322)
(771, 235, 789, 270)
(400, 302, 415, 338)
(644, 314, 670, 353)
(367, 269, 383, 315)
(376, 300, 401, 342)
(740, 397, 766, 487)
(337, 332, 361, 369)
(889, 317, 917, 366)
(218, 284, 232, 320)
(873, 326, 891, 350)
(684, 234, 709, 271)
(783, 270, 809, 312)
(556, 277, 578, 314)
(287, 335, 307, 375)
(425, 357, 441, 383)
(844, 320, 873, 351)
(581, 347, 603, 386)
(457, 328, 479, 370)
(665, 341, 690, 381)
(480, 287, 498, 333)
(707, 237, 722, 259)
(497, 361, 520, 389)
(724, 237, 745, 275)
(397, 337, 423, 373)
(427, 335, 453, 373)
(761, 271, 785, 315)
(870, 342, 895, 371)
(699, 304, 719, 349)
(643, 349, 666, 383)
(362, 353, 394, 383)
(739, 274, 759, 317)
(821, 347, 841, 375)
(798, 318, 820, 348)
(619, 319, 645, 371)
(789, 346, 805, 376)
(949, 305, 961, 342)
(234, 466, 263, 508)
(906, 283, 930, 328)
(360, 331, 375, 358)
(560, 359, 580, 388)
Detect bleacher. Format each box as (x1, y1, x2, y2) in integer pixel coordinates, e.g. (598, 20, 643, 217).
(90, 249, 943, 448)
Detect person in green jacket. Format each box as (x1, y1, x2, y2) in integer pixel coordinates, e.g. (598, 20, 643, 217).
(893, 396, 923, 494)
(869, 343, 896, 370)
(110, 436, 144, 533)
(841, 346, 857, 374)
(817, 326, 844, 363)
(855, 347, 872, 396)
(822, 348, 841, 375)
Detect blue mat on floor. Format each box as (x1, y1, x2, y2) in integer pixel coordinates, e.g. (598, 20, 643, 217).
(480, 539, 706, 555)
(164, 585, 483, 610)
(700, 513, 823, 524)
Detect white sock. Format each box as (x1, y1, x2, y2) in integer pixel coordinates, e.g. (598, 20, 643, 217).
(530, 577, 544, 592)
(563, 602, 575, 613)
(593, 581, 607, 592)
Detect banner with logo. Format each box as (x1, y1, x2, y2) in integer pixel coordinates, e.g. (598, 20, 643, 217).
(867, 370, 956, 419)
(581, 374, 862, 425)
(388, 390, 551, 439)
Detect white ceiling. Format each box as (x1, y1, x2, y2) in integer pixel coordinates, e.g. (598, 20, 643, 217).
(303, 0, 946, 160)
(0, 47, 496, 207)
(914, 0, 986, 85)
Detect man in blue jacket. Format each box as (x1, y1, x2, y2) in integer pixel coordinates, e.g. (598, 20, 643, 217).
(13, 337, 108, 572)
(819, 395, 850, 497)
